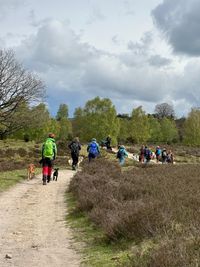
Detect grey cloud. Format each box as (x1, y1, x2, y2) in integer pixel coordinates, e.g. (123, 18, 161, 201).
(152, 0, 200, 56)
(127, 31, 153, 55)
(16, 19, 99, 70)
(148, 55, 172, 67)
(173, 60, 200, 105)
(13, 18, 200, 118)
(112, 35, 121, 45)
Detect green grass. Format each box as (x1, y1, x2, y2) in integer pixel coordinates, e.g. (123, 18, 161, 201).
(0, 169, 27, 192)
(0, 168, 41, 192)
(66, 192, 134, 267)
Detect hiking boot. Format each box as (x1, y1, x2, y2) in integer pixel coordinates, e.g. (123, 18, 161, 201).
(47, 175, 51, 182)
(72, 165, 76, 170)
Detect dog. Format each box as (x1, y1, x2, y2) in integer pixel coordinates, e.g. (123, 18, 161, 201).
(27, 163, 35, 180)
(53, 168, 59, 181)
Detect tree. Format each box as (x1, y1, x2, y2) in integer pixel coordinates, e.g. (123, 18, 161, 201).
(160, 117, 178, 143)
(154, 103, 175, 119)
(148, 115, 162, 143)
(23, 103, 52, 141)
(118, 117, 130, 143)
(183, 108, 200, 145)
(0, 49, 45, 138)
(55, 104, 72, 140)
(130, 106, 150, 143)
(73, 97, 119, 143)
(56, 104, 69, 121)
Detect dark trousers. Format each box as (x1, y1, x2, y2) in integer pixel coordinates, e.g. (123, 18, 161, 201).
(88, 153, 96, 162)
(71, 153, 79, 168)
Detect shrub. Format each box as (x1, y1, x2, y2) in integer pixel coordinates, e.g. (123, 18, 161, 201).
(69, 158, 200, 265)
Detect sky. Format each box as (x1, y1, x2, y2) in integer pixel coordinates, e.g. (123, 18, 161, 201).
(1, 0, 200, 118)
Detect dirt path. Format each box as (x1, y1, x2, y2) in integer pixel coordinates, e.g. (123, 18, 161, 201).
(0, 170, 81, 267)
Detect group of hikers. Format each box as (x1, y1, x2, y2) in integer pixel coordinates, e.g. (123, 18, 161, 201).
(139, 145, 174, 164)
(40, 133, 174, 185)
(40, 134, 101, 185)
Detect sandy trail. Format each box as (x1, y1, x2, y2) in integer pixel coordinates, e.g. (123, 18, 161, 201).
(0, 170, 81, 267)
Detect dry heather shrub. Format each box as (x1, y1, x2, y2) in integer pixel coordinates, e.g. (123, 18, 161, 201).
(69, 158, 200, 245)
(17, 148, 27, 157)
(146, 237, 200, 267)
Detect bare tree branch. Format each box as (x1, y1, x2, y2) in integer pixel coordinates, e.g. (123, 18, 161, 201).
(0, 49, 45, 126)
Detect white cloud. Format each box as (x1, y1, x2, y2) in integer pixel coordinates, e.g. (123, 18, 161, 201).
(0, 0, 26, 20)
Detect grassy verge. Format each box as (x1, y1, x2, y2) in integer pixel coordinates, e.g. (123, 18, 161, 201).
(0, 168, 41, 192)
(0, 169, 28, 192)
(66, 192, 134, 267)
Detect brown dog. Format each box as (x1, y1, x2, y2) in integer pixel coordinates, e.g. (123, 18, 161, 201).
(27, 164, 35, 180)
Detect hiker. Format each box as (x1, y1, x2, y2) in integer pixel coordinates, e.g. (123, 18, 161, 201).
(144, 146, 152, 163)
(155, 146, 162, 163)
(87, 138, 100, 162)
(41, 133, 57, 185)
(167, 150, 174, 164)
(139, 145, 145, 163)
(161, 148, 168, 164)
(68, 137, 81, 170)
(105, 135, 112, 150)
(116, 145, 128, 165)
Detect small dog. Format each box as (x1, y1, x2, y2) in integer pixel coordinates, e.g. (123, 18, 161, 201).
(53, 168, 59, 181)
(27, 164, 35, 180)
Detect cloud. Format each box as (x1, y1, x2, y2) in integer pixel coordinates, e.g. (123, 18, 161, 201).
(148, 55, 172, 67)
(152, 0, 200, 56)
(12, 18, 200, 118)
(86, 5, 106, 24)
(0, 0, 26, 20)
(16, 19, 99, 71)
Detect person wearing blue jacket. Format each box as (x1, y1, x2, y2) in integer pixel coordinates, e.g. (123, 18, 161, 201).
(87, 138, 100, 162)
(116, 145, 128, 165)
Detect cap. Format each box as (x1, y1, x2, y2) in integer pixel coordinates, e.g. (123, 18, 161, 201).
(48, 133, 55, 138)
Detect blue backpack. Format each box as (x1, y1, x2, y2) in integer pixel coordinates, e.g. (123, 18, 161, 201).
(89, 142, 98, 155)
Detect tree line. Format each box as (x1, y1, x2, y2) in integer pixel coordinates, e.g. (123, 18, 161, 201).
(0, 48, 199, 145)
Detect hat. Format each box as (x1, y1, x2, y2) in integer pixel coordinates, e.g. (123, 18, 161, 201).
(49, 133, 55, 138)
(92, 138, 96, 142)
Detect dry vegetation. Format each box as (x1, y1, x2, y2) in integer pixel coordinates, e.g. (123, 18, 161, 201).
(0, 139, 73, 171)
(69, 157, 200, 266)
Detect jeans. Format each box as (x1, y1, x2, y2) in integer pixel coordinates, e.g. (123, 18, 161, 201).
(119, 157, 125, 165)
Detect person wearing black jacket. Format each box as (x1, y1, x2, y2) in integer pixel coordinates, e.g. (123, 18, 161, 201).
(68, 137, 81, 170)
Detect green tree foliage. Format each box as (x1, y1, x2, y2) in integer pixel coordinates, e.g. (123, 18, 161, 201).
(56, 104, 72, 140)
(130, 106, 150, 143)
(56, 104, 69, 121)
(183, 108, 200, 145)
(21, 103, 53, 141)
(160, 117, 178, 143)
(118, 117, 130, 143)
(73, 97, 119, 143)
(58, 118, 72, 140)
(148, 115, 162, 143)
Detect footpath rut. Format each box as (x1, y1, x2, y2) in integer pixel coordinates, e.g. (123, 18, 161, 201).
(0, 170, 81, 267)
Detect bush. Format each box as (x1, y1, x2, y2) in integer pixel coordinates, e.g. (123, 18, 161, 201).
(69, 158, 200, 265)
